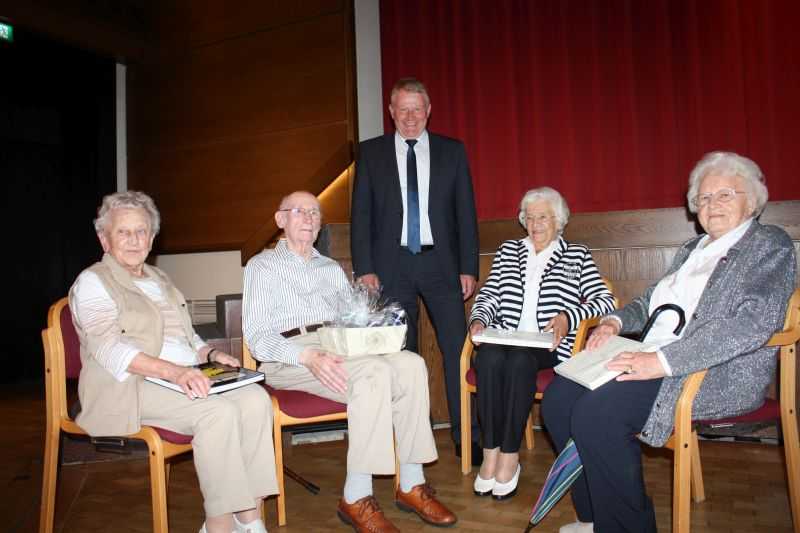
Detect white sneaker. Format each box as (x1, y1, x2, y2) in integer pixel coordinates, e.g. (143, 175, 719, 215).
(473, 472, 495, 496)
(234, 515, 268, 533)
(492, 464, 521, 500)
(559, 521, 594, 533)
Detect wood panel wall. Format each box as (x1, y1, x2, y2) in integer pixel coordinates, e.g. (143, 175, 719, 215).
(127, 0, 357, 254)
(321, 200, 800, 423)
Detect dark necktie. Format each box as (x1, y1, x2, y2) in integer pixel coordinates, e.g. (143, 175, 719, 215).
(405, 139, 421, 254)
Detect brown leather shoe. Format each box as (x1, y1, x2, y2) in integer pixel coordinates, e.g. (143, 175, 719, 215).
(395, 483, 458, 527)
(337, 496, 400, 533)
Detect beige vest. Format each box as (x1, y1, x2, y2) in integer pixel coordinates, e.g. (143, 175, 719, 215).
(70, 253, 195, 436)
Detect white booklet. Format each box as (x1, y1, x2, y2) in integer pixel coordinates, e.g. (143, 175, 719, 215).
(471, 327, 555, 348)
(145, 362, 265, 395)
(554, 335, 655, 390)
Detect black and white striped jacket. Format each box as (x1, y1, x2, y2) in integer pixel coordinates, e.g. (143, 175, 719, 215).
(469, 237, 615, 361)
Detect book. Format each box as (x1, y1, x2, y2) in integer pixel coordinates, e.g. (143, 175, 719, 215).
(553, 335, 654, 390)
(471, 327, 555, 348)
(145, 362, 265, 395)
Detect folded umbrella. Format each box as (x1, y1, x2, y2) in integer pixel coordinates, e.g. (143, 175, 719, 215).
(526, 438, 584, 529)
(525, 304, 686, 530)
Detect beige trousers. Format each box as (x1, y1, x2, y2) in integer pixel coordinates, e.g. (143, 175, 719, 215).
(140, 381, 278, 517)
(260, 332, 438, 474)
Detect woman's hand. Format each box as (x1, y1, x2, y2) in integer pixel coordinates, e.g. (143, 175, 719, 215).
(586, 318, 621, 350)
(211, 351, 240, 367)
(172, 366, 212, 399)
(469, 320, 486, 346)
(543, 313, 569, 351)
(606, 351, 666, 381)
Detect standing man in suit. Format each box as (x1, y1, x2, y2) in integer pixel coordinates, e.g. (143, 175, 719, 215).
(351, 77, 480, 460)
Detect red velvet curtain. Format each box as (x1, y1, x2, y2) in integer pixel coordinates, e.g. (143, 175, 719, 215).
(380, 0, 800, 219)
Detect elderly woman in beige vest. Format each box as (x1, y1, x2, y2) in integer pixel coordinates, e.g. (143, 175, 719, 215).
(69, 191, 277, 533)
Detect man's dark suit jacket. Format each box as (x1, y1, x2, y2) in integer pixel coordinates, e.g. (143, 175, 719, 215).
(351, 132, 479, 289)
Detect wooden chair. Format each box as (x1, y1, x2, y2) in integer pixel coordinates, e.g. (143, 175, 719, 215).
(666, 287, 800, 533)
(243, 342, 400, 526)
(40, 298, 193, 533)
(459, 279, 617, 474)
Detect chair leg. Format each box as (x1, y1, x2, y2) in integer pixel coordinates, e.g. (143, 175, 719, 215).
(39, 430, 60, 533)
(689, 431, 705, 503)
(672, 437, 692, 533)
(461, 389, 472, 475)
(781, 401, 800, 532)
(272, 399, 287, 527)
(147, 443, 170, 533)
(524, 412, 534, 450)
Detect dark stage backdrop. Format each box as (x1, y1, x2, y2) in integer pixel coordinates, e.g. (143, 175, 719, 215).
(0, 30, 116, 383)
(380, 0, 800, 219)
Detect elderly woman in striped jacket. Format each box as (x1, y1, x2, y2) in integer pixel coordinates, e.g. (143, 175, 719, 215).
(468, 186, 615, 500)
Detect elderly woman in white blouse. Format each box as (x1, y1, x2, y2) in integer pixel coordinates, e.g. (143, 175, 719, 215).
(542, 152, 796, 533)
(69, 191, 277, 533)
(468, 187, 615, 500)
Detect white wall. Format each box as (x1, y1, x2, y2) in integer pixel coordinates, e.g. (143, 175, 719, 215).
(355, 0, 384, 141)
(154, 251, 245, 299)
(127, 4, 385, 301)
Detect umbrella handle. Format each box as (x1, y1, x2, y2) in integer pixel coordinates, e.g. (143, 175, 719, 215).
(638, 303, 686, 341)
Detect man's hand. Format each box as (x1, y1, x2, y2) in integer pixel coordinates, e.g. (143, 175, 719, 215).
(460, 274, 477, 300)
(543, 312, 568, 351)
(469, 320, 485, 346)
(357, 273, 381, 292)
(607, 351, 666, 381)
(299, 347, 348, 394)
(172, 366, 212, 399)
(586, 318, 621, 351)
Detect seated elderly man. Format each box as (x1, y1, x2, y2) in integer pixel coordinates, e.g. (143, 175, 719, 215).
(243, 191, 457, 533)
(70, 191, 277, 533)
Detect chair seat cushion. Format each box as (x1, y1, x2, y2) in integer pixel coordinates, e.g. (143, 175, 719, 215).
(264, 384, 346, 418)
(153, 427, 193, 444)
(466, 367, 555, 392)
(695, 398, 780, 426)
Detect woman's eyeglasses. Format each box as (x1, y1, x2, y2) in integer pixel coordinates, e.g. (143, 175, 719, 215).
(691, 188, 746, 209)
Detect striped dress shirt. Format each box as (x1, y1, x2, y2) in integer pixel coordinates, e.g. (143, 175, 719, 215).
(243, 239, 351, 366)
(470, 237, 615, 361)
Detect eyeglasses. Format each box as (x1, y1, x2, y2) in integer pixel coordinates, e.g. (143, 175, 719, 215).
(690, 188, 747, 209)
(278, 207, 322, 219)
(524, 214, 555, 224)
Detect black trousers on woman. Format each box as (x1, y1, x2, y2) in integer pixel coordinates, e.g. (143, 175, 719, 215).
(541, 374, 663, 533)
(474, 343, 559, 452)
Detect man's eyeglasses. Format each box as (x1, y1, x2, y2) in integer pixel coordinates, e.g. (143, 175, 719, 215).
(278, 207, 322, 219)
(690, 188, 747, 209)
(524, 214, 555, 224)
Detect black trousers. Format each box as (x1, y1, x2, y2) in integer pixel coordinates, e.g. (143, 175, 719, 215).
(383, 247, 477, 443)
(541, 375, 662, 533)
(474, 343, 559, 452)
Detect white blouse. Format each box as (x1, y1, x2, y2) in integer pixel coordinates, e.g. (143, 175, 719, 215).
(517, 238, 558, 332)
(645, 218, 753, 374)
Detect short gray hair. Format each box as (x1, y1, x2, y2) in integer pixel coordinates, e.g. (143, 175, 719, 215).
(687, 151, 769, 216)
(390, 77, 430, 107)
(518, 186, 570, 232)
(94, 190, 161, 236)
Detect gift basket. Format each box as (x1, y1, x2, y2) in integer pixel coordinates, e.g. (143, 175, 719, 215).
(317, 283, 407, 357)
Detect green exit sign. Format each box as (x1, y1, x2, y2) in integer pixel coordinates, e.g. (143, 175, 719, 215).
(0, 23, 13, 43)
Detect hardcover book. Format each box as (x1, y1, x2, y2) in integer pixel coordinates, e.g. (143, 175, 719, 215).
(471, 327, 555, 349)
(554, 335, 654, 390)
(145, 362, 264, 395)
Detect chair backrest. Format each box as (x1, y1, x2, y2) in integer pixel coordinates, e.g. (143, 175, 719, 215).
(42, 298, 76, 424)
(570, 277, 619, 355)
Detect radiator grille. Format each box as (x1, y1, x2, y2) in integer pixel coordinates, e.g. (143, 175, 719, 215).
(186, 299, 216, 324)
